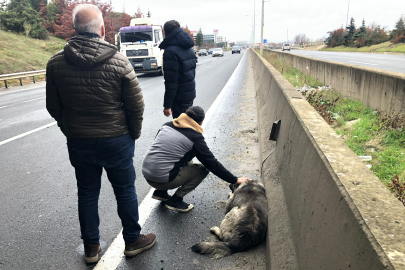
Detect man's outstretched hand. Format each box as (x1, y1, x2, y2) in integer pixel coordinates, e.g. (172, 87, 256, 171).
(236, 177, 250, 184)
(163, 108, 172, 117)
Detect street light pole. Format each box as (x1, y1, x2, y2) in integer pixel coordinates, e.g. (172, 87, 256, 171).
(253, 0, 256, 48)
(260, 0, 264, 55)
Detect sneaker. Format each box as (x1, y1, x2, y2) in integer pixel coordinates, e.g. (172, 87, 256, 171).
(84, 243, 101, 263)
(124, 233, 156, 257)
(165, 194, 194, 212)
(152, 190, 171, 202)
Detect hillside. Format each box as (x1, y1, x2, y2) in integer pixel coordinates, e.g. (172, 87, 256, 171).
(0, 30, 66, 75)
(320, 41, 405, 53)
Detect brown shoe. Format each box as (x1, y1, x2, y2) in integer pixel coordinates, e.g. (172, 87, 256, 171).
(124, 233, 156, 257)
(84, 243, 101, 263)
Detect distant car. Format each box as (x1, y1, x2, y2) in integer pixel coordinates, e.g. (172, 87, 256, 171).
(282, 43, 291, 51)
(232, 46, 241, 54)
(198, 49, 207, 56)
(208, 48, 214, 54)
(212, 48, 224, 57)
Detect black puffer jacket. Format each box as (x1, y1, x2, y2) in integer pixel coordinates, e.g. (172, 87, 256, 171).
(159, 28, 196, 108)
(46, 35, 145, 139)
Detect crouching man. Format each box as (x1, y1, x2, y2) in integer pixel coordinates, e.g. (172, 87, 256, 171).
(142, 106, 249, 212)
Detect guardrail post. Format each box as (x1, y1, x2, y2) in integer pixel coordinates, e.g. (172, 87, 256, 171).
(4, 80, 7, 88)
(32, 76, 35, 84)
(19, 78, 22, 86)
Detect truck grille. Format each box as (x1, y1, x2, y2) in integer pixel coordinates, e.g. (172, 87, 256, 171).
(126, 49, 148, 57)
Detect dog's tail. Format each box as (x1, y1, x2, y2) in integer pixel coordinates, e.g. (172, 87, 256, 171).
(191, 241, 233, 259)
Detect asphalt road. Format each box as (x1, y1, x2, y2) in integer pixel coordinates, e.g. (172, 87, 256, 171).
(0, 49, 265, 269)
(276, 49, 405, 74)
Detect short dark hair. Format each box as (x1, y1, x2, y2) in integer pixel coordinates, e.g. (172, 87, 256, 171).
(186, 106, 205, 123)
(164, 20, 180, 36)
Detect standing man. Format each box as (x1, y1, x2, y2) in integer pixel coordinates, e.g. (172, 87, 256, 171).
(46, 4, 155, 263)
(159, 20, 196, 118)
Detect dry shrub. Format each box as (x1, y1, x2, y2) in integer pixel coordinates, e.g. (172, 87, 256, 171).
(383, 112, 405, 130)
(388, 174, 405, 206)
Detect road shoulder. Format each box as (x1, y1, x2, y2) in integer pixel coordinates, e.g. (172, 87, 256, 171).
(117, 52, 266, 270)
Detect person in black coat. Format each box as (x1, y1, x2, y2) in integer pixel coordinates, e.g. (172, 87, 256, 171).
(159, 20, 196, 119)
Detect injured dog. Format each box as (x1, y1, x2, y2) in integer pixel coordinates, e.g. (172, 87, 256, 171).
(191, 180, 267, 259)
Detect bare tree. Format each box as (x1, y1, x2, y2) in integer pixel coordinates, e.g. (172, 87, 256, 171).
(293, 33, 311, 45)
(134, 6, 143, 18)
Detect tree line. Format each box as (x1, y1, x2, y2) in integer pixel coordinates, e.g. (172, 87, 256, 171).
(0, 0, 148, 44)
(325, 16, 405, 48)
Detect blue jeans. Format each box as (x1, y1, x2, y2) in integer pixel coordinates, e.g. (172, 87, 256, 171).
(67, 133, 141, 244)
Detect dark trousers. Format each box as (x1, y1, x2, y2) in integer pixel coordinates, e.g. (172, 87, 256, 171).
(67, 133, 141, 244)
(147, 163, 209, 198)
(172, 101, 193, 119)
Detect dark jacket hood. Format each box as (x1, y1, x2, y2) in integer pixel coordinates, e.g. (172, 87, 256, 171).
(64, 35, 117, 68)
(159, 28, 195, 50)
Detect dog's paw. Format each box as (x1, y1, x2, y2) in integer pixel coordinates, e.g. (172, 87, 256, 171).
(210, 226, 221, 236)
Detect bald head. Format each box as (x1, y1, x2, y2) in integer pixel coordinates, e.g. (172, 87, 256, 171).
(73, 4, 104, 39)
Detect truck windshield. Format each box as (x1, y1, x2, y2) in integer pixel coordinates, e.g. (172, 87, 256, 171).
(121, 31, 153, 43)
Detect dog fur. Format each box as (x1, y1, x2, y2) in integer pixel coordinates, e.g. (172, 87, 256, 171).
(191, 180, 268, 259)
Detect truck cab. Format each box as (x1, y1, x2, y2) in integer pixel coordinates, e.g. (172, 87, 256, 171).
(119, 18, 164, 75)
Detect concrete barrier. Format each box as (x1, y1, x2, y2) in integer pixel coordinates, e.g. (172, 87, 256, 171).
(250, 49, 405, 269)
(268, 49, 405, 115)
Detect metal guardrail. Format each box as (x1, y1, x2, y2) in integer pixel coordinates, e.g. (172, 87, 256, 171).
(0, 70, 46, 88)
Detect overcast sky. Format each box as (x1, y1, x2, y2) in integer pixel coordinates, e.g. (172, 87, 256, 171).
(111, 0, 405, 43)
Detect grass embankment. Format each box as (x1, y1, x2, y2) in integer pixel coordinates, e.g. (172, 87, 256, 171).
(261, 51, 405, 201)
(0, 30, 66, 87)
(320, 41, 405, 54)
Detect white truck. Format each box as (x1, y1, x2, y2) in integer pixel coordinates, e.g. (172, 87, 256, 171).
(118, 18, 164, 75)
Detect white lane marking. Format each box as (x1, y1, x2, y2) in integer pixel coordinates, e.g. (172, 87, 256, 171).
(349, 61, 378, 66)
(23, 97, 45, 103)
(93, 189, 158, 270)
(0, 122, 57, 147)
(94, 48, 247, 270)
(0, 97, 45, 110)
(0, 85, 46, 96)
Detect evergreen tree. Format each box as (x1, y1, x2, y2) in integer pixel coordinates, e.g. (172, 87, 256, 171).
(391, 16, 405, 43)
(344, 17, 356, 46)
(396, 17, 405, 33)
(0, 0, 48, 39)
(359, 19, 366, 35)
(195, 28, 203, 47)
(352, 19, 367, 47)
(29, 0, 43, 11)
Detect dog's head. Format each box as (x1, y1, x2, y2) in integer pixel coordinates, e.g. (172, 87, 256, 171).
(229, 179, 263, 193)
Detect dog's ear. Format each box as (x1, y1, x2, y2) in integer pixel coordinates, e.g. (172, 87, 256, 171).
(229, 183, 240, 193)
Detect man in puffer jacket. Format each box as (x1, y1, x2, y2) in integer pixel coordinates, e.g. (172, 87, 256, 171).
(46, 4, 155, 263)
(159, 20, 196, 118)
